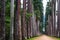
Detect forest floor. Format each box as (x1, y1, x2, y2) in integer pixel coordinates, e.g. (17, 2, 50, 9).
(28, 35, 60, 40)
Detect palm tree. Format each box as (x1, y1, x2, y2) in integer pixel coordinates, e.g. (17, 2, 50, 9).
(27, 0, 33, 38)
(57, 0, 60, 37)
(51, 0, 56, 36)
(14, 0, 22, 40)
(10, 0, 14, 40)
(22, 0, 27, 40)
(0, 0, 5, 40)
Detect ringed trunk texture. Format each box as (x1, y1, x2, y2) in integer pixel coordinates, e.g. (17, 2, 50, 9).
(57, 0, 60, 37)
(22, 0, 27, 40)
(14, 0, 22, 40)
(10, 0, 14, 40)
(0, 0, 5, 40)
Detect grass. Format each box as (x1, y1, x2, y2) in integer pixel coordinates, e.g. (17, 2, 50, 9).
(27, 38, 35, 40)
(54, 38, 60, 40)
(50, 36, 60, 40)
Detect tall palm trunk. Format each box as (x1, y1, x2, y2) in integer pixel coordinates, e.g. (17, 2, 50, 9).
(57, 0, 60, 37)
(51, 0, 56, 36)
(0, 0, 5, 40)
(36, 20, 40, 35)
(22, 0, 27, 40)
(14, 0, 22, 40)
(10, 0, 14, 40)
(47, 15, 52, 36)
(27, 0, 32, 38)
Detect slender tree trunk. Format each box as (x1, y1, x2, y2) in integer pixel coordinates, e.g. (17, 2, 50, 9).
(57, 0, 60, 37)
(51, 0, 56, 36)
(32, 14, 37, 36)
(10, 0, 14, 40)
(0, 0, 5, 40)
(27, 0, 33, 38)
(55, 0, 59, 37)
(14, 0, 22, 40)
(22, 0, 27, 40)
(47, 15, 52, 36)
(36, 20, 40, 35)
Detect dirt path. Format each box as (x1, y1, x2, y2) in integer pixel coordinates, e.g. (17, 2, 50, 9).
(34, 35, 57, 40)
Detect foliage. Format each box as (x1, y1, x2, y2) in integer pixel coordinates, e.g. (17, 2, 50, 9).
(34, 10, 41, 20)
(5, 17, 10, 40)
(5, 0, 43, 40)
(45, 2, 52, 27)
(26, 13, 32, 21)
(33, 0, 43, 22)
(46, 2, 52, 16)
(33, 0, 43, 33)
(5, 0, 10, 40)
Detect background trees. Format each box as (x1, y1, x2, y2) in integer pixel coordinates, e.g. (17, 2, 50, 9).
(33, 0, 43, 33)
(0, 0, 43, 40)
(45, 1, 52, 35)
(1, 0, 60, 40)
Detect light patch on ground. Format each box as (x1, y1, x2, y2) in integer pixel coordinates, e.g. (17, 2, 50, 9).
(28, 35, 59, 40)
(34, 35, 57, 40)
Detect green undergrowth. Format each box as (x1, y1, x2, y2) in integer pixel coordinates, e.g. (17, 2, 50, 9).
(49, 36, 60, 40)
(46, 36, 60, 40)
(27, 37, 35, 40)
(53, 37, 60, 40)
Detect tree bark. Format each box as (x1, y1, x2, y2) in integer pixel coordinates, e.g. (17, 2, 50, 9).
(27, 0, 33, 38)
(57, 0, 60, 37)
(51, 0, 56, 36)
(10, 0, 14, 40)
(0, 0, 5, 40)
(14, 0, 22, 40)
(22, 0, 27, 40)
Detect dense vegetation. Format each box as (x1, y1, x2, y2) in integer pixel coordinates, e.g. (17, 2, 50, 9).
(0, 0, 60, 40)
(5, 0, 43, 40)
